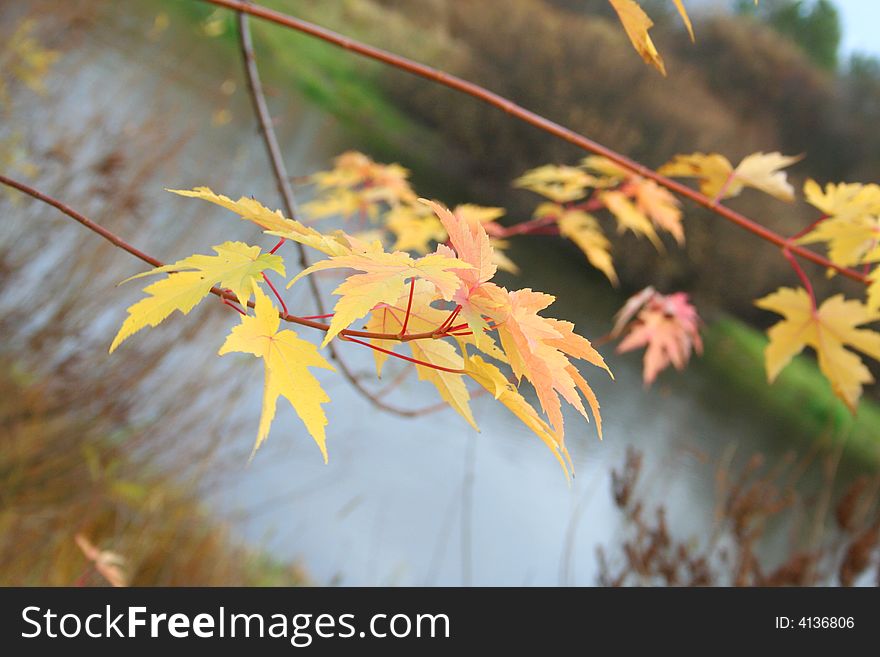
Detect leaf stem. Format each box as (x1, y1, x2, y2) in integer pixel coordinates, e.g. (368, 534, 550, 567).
(399, 277, 415, 337)
(339, 335, 467, 374)
(261, 271, 288, 315)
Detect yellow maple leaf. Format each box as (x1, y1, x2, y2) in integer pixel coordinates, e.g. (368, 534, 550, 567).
(168, 187, 353, 257)
(537, 202, 618, 284)
(465, 355, 572, 480)
(755, 287, 880, 412)
(110, 241, 283, 353)
(219, 288, 334, 460)
(797, 179, 880, 269)
(385, 203, 446, 253)
(659, 151, 801, 202)
(288, 246, 472, 346)
(600, 190, 663, 249)
(513, 165, 596, 203)
(797, 215, 880, 269)
(633, 178, 684, 244)
(803, 179, 880, 220)
(453, 204, 518, 275)
(608, 0, 666, 75)
(581, 157, 684, 243)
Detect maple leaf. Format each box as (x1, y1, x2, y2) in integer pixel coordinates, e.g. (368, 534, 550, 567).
(535, 202, 618, 284)
(307, 151, 416, 220)
(803, 179, 880, 220)
(600, 190, 663, 249)
(492, 288, 611, 438)
(659, 151, 801, 202)
(797, 215, 880, 269)
(633, 179, 684, 244)
(168, 187, 353, 257)
(582, 157, 684, 243)
(453, 204, 519, 275)
(612, 288, 703, 385)
(422, 198, 509, 352)
(288, 242, 472, 346)
(608, 0, 666, 75)
(110, 241, 283, 353)
(385, 203, 446, 253)
(796, 180, 880, 269)
(365, 281, 477, 429)
(513, 165, 596, 203)
(219, 288, 335, 460)
(755, 287, 880, 412)
(465, 355, 572, 479)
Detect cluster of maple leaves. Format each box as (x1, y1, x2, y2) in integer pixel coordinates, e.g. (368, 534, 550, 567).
(110, 186, 610, 477)
(108, 141, 880, 475)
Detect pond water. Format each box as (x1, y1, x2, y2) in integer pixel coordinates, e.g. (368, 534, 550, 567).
(1, 1, 863, 586)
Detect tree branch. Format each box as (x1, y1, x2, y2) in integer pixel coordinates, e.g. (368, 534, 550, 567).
(0, 174, 459, 345)
(203, 0, 869, 287)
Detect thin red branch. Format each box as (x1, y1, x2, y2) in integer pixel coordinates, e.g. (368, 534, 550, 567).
(0, 174, 467, 344)
(203, 0, 869, 286)
(339, 335, 466, 374)
(783, 248, 817, 312)
(399, 277, 415, 337)
(223, 299, 246, 315)
(790, 214, 828, 241)
(261, 271, 288, 315)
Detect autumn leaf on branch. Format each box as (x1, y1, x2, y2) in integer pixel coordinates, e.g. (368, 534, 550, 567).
(796, 180, 880, 268)
(219, 287, 334, 460)
(611, 287, 703, 385)
(582, 156, 685, 244)
(535, 202, 617, 285)
(659, 151, 802, 202)
(755, 287, 880, 412)
(513, 164, 598, 203)
(109, 241, 284, 353)
(287, 241, 472, 346)
(365, 279, 477, 429)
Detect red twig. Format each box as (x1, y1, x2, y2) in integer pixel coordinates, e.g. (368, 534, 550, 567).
(268, 237, 286, 254)
(261, 271, 288, 315)
(202, 0, 869, 286)
(0, 174, 469, 344)
(339, 335, 467, 374)
(783, 248, 817, 312)
(223, 299, 246, 315)
(399, 277, 415, 337)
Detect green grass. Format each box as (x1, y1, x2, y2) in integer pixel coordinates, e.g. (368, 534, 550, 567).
(703, 317, 880, 467)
